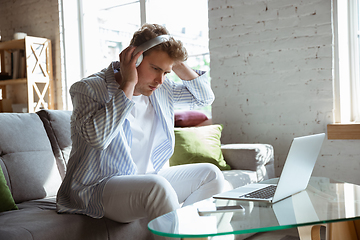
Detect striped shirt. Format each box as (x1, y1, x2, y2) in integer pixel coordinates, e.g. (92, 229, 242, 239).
(56, 61, 214, 218)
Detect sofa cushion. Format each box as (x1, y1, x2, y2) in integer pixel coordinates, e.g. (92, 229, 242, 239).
(37, 110, 72, 179)
(221, 144, 275, 182)
(0, 165, 18, 212)
(0, 113, 62, 203)
(174, 110, 209, 127)
(169, 124, 231, 170)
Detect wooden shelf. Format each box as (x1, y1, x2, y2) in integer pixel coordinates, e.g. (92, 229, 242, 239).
(327, 123, 360, 140)
(0, 78, 27, 85)
(0, 36, 54, 113)
(0, 39, 25, 50)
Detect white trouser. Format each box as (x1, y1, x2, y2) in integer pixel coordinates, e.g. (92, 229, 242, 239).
(102, 163, 226, 237)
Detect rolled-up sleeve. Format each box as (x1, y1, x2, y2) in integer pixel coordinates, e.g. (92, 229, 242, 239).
(172, 70, 214, 109)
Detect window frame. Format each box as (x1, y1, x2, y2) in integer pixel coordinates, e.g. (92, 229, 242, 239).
(60, 0, 146, 110)
(328, 0, 360, 139)
(60, 0, 211, 116)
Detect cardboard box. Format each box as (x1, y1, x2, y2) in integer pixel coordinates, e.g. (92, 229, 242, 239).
(0, 99, 13, 112)
(12, 103, 27, 113)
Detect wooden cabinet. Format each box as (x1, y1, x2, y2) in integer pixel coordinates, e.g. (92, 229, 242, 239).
(0, 36, 54, 113)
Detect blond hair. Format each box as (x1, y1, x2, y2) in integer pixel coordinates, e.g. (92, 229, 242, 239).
(130, 23, 188, 62)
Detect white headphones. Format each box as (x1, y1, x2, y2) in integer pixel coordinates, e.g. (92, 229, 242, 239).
(134, 35, 171, 67)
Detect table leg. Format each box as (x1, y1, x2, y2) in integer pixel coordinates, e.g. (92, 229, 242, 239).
(298, 221, 360, 240)
(311, 225, 323, 240)
(326, 221, 359, 240)
(298, 225, 316, 240)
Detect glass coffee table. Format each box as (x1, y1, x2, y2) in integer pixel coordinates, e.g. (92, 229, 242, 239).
(148, 177, 360, 239)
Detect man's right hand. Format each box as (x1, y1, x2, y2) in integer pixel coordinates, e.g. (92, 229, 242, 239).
(117, 46, 143, 99)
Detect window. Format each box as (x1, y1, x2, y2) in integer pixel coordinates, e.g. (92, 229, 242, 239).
(146, 0, 210, 115)
(333, 0, 360, 123)
(81, 0, 141, 78)
(328, 0, 360, 139)
(61, 0, 210, 116)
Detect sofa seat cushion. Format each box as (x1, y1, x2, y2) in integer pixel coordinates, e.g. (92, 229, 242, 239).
(0, 113, 62, 203)
(0, 197, 153, 240)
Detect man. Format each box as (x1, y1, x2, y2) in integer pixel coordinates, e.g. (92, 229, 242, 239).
(57, 23, 225, 235)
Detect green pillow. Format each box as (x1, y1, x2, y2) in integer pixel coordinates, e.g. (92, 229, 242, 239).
(169, 124, 231, 170)
(0, 165, 18, 212)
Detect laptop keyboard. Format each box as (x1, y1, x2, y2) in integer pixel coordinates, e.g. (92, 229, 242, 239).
(240, 185, 277, 199)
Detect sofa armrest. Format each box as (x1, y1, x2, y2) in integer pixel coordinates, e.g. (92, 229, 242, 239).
(221, 143, 275, 181)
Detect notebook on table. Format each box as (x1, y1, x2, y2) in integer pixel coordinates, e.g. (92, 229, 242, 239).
(213, 133, 325, 203)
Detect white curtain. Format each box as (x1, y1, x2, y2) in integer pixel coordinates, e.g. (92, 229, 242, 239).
(334, 0, 360, 123)
(349, 0, 360, 122)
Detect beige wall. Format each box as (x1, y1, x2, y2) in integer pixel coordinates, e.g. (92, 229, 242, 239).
(0, 0, 63, 109)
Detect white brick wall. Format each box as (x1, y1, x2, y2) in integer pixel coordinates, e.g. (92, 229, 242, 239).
(209, 0, 360, 184)
(0, 0, 62, 109)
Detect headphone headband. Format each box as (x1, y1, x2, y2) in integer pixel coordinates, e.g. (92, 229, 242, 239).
(135, 35, 171, 54)
(134, 35, 171, 67)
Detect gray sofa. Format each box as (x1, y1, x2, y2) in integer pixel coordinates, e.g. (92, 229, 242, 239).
(0, 110, 275, 240)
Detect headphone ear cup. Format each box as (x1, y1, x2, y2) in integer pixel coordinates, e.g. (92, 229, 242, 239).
(135, 54, 143, 67)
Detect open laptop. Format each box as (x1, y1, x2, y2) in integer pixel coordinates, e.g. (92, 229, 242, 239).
(213, 133, 326, 203)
